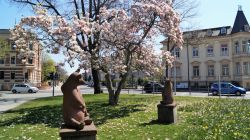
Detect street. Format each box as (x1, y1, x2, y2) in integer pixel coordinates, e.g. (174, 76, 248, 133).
(0, 85, 249, 113)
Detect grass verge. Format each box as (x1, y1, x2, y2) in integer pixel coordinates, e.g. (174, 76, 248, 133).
(0, 94, 249, 140)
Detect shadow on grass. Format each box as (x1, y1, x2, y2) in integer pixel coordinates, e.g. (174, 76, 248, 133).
(0, 101, 145, 128)
(140, 120, 174, 126)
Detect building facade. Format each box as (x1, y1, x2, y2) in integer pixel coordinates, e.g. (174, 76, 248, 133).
(162, 7, 250, 90)
(0, 29, 42, 90)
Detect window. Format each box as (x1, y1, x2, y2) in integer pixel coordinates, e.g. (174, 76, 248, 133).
(11, 56, 16, 64)
(222, 64, 229, 76)
(244, 25, 250, 31)
(171, 66, 181, 77)
(192, 47, 199, 57)
(206, 30, 213, 36)
(25, 72, 28, 79)
(221, 44, 228, 56)
(243, 62, 250, 75)
(11, 72, 15, 79)
(28, 58, 33, 64)
(29, 43, 33, 50)
(11, 43, 16, 50)
(193, 66, 199, 77)
(207, 46, 214, 56)
(171, 48, 180, 58)
(235, 41, 240, 54)
(221, 27, 227, 34)
(208, 65, 214, 76)
(248, 40, 250, 53)
(242, 41, 247, 53)
(221, 83, 229, 88)
(235, 62, 241, 75)
(0, 57, 4, 64)
(0, 71, 4, 79)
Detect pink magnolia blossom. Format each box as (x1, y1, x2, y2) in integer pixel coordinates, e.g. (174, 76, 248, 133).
(11, 1, 183, 75)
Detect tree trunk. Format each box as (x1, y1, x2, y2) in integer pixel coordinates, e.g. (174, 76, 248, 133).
(92, 68, 102, 94)
(105, 73, 116, 105)
(105, 72, 128, 105)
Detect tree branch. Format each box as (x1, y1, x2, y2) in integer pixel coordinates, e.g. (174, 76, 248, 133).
(73, 0, 80, 19)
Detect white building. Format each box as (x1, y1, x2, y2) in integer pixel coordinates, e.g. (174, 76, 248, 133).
(162, 6, 250, 90)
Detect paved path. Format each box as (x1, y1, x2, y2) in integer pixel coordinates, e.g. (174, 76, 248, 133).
(0, 85, 249, 113)
(0, 86, 63, 113)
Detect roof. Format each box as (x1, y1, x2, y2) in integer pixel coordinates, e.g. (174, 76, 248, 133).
(0, 29, 10, 34)
(231, 6, 249, 34)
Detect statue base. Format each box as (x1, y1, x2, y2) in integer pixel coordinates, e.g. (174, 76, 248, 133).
(59, 122, 97, 140)
(157, 103, 177, 124)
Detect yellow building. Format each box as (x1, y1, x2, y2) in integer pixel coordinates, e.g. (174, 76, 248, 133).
(0, 29, 42, 90)
(162, 7, 250, 90)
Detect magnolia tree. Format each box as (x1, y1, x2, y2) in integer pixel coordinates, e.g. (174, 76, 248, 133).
(11, 0, 183, 105)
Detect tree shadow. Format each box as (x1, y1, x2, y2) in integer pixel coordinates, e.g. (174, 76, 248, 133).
(139, 120, 173, 126)
(0, 101, 145, 128)
(87, 102, 145, 126)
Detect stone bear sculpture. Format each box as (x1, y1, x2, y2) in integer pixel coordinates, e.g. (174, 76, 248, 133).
(161, 79, 174, 105)
(61, 71, 92, 130)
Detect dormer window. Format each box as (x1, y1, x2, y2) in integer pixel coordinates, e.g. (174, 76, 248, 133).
(221, 27, 227, 34)
(191, 31, 198, 38)
(244, 25, 249, 32)
(11, 43, 16, 50)
(206, 30, 213, 36)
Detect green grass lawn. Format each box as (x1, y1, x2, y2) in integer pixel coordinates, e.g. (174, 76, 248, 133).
(0, 94, 249, 140)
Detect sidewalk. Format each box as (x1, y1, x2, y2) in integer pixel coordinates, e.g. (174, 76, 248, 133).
(0, 91, 29, 113)
(0, 87, 62, 113)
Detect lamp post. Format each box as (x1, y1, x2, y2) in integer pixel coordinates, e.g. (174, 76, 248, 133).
(52, 65, 59, 97)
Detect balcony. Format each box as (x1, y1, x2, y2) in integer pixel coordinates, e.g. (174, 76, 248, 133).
(170, 75, 182, 81)
(233, 52, 250, 57)
(206, 75, 216, 80)
(192, 76, 200, 80)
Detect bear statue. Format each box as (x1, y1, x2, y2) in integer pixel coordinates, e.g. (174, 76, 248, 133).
(61, 70, 92, 130)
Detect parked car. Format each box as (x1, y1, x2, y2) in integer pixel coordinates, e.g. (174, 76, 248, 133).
(87, 81, 94, 87)
(144, 82, 164, 93)
(11, 84, 39, 93)
(210, 82, 246, 96)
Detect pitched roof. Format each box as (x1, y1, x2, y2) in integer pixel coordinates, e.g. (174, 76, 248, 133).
(231, 6, 249, 34)
(0, 29, 10, 34)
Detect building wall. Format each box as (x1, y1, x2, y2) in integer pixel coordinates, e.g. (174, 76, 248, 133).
(162, 31, 250, 90)
(0, 29, 42, 90)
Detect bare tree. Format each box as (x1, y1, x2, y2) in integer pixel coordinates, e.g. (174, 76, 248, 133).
(172, 0, 199, 31)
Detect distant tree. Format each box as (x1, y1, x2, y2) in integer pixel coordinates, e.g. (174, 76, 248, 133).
(41, 53, 56, 82)
(56, 66, 68, 82)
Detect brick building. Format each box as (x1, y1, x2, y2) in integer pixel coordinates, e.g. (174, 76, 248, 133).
(0, 29, 42, 90)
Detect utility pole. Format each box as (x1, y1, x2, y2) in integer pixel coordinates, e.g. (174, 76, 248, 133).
(174, 48, 177, 95)
(186, 37, 191, 95)
(218, 69, 221, 98)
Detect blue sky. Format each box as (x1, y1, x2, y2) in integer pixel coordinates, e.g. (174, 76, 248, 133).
(1, 0, 250, 73)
